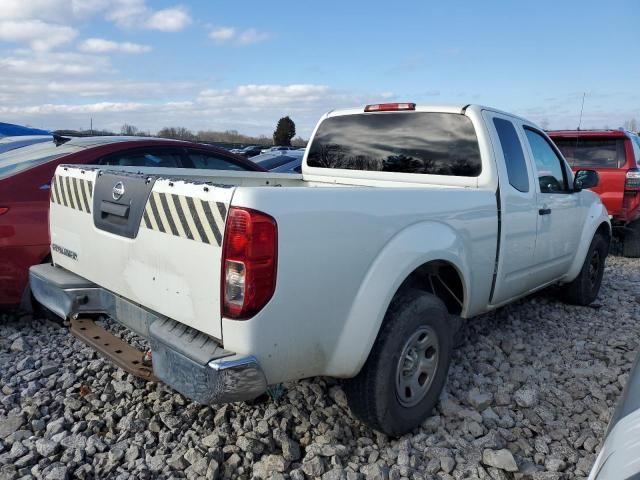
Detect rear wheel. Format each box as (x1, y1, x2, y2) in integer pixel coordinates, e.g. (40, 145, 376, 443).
(561, 234, 607, 306)
(623, 220, 640, 258)
(344, 289, 453, 436)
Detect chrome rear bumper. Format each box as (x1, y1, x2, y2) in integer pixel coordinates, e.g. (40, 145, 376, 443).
(29, 263, 267, 404)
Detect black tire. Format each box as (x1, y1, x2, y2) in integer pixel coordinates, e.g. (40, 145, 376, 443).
(344, 289, 453, 436)
(562, 234, 607, 306)
(623, 220, 640, 258)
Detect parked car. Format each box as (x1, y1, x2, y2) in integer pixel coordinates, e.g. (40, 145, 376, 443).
(31, 103, 609, 435)
(0, 136, 264, 308)
(588, 351, 640, 479)
(0, 135, 52, 154)
(548, 130, 640, 257)
(239, 145, 263, 158)
(0, 122, 49, 137)
(260, 145, 298, 154)
(252, 150, 303, 173)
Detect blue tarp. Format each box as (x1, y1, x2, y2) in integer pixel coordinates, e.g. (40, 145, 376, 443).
(0, 122, 50, 137)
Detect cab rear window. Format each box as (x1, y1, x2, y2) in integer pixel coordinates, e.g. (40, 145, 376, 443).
(306, 112, 482, 177)
(553, 138, 626, 168)
(0, 142, 81, 180)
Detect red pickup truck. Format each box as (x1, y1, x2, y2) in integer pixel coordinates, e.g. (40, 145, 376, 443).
(549, 130, 640, 257)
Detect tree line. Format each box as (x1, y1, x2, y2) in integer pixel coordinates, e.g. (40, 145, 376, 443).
(55, 117, 305, 147)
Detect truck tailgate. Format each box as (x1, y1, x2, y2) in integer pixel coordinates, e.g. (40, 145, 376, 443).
(49, 166, 233, 339)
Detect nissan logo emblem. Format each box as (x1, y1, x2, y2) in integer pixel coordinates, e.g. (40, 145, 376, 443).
(112, 182, 125, 201)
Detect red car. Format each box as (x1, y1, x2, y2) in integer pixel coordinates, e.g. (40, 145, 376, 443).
(548, 130, 640, 257)
(0, 136, 264, 307)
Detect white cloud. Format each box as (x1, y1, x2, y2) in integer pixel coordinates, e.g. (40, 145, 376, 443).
(208, 27, 235, 42)
(237, 29, 270, 45)
(0, 0, 192, 33)
(0, 102, 147, 115)
(0, 0, 109, 23)
(0, 81, 345, 135)
(0, 52, 110, 75)
(105, 0, 148, 27)
(0, 19, 77, 51)
(79, 38, 151, 54)
(145, 7, 191, 32)
(208, 26, 270, 46)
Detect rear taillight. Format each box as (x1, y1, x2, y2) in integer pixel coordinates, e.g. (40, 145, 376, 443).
(222, 207, 277, 319)
(365, 102, 416, 112)
(625, 168, 640, 191)
(0, 207, 8, 216)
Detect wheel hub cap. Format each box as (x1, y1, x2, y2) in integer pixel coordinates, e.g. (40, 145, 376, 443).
(396, 326, 440, 408)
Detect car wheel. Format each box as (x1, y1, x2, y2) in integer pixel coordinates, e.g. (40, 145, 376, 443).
(623, 220, 640, 258)
(562, 234, 607, 306)
(343, 289, 453, 436)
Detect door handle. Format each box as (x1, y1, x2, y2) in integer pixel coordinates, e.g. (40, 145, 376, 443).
(539, 208, 551, 215)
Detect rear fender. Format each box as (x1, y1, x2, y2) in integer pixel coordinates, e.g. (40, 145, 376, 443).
(325, 221, 470, 377)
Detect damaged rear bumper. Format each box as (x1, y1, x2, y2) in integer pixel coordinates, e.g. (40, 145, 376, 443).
(29, 263, 267, 404)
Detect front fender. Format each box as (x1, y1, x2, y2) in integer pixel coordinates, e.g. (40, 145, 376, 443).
(324, 221, 472, 377)
(564, 195, 611, 282)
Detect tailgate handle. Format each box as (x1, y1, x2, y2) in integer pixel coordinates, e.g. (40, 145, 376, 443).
(101, 200, 130, 218)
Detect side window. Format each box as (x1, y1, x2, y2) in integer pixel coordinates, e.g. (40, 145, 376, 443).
(99, 149, 182, 168)
(188, 151, 246, 171)
(524, 128, 568, 193)
(493, 118, 529, 192)
(631, 135, 640, 166)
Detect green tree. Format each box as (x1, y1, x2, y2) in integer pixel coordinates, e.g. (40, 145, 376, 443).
(272, 116, 296, 146)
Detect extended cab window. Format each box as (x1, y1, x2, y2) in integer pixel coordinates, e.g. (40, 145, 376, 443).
(553, 137, 626, 168)
(524, 128, 568, 193)
(493, 118, 529, 192)
(188, 151, 246, 170)
(307, 112, 482, 176)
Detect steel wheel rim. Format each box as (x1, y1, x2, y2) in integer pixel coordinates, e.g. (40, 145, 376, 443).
(395, 326, 439, 408)
(589, 250, 601, 288)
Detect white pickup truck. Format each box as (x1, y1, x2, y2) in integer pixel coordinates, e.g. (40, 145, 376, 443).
(31, 103, 610, 435)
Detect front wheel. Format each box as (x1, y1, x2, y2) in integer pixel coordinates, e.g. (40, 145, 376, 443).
(344, 289, 453, 436)
(561, 234, 607, 306)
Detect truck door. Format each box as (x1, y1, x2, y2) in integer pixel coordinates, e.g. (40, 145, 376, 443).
(522, 127, 584, 282)
(484, 112, 541, 305)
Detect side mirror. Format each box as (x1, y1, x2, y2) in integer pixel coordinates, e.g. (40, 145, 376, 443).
(574, 169, 599, 192)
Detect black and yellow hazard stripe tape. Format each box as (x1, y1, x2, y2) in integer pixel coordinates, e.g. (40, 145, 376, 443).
(50, 175, 93, 213)
(141, 191, 228, 246)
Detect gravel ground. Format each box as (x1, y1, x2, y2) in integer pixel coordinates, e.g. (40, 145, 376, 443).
(0, 255, 638, 480)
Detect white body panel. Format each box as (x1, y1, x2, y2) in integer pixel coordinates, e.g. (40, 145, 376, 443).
(49, 104, 610, 385)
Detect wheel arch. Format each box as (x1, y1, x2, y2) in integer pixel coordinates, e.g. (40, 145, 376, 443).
(324, 221, 472, 377)
(564, 200, 611, 282)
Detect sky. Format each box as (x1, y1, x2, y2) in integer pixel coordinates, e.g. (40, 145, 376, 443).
(0, 0, 638, 138)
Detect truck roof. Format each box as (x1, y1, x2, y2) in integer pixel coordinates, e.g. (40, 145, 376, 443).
(323, 104, 536, 126)
(547, 129, 631, 138)
(325, 104, 468, 118)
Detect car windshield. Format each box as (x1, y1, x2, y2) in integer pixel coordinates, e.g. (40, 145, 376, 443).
(0, 141, 82, 180)
(553, 137, 626, 168)
(306, 112, 482, 176)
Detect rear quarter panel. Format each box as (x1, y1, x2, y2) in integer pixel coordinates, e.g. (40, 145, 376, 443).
(222, 185, 497, 384)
